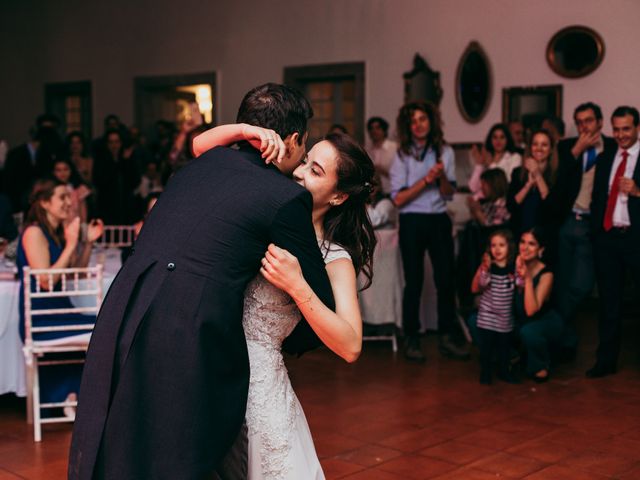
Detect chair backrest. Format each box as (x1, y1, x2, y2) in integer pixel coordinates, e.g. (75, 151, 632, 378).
(22, 265, 103, 350)
(95, 225, 136, 248)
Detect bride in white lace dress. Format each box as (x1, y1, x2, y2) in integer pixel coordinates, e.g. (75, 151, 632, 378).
(243, 241, 352, 479)
(195, 125, 376, 479)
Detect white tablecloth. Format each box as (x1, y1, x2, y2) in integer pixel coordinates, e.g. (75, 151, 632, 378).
(0, 273, 24, 396)
(0, 249, 121, 397)
(358, 229, 439, 331)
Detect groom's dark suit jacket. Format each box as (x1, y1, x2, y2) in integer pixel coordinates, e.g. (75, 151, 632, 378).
(68, 145, 334, 480)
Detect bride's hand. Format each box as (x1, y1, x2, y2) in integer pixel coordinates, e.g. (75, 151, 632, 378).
(241, 125, 286, 164)
(260, 243, 305, 294)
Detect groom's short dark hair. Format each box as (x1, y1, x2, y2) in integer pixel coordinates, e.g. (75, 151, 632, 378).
(236, 83, 313, 145)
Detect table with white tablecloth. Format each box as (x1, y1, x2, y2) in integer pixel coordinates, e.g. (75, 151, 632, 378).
(0, 248, 121, 397)
(359, 195, 471, 333)
(358, 228, 439, 332)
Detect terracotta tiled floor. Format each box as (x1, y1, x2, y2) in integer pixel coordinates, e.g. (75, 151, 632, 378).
(1, 302, 639, 479)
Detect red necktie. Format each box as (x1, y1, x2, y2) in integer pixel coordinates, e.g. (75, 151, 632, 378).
(603, 150, 629, 231)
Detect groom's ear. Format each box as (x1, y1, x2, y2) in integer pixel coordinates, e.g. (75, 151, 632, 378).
(287, 132, 300, 146)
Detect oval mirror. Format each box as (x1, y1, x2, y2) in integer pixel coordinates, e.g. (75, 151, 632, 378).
(456, 41, 491, 124)
(547, 26, 604, 78)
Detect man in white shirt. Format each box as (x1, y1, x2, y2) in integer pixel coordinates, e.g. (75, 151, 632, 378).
(587, 106, 640, 378)
(365, 117, 398, 194)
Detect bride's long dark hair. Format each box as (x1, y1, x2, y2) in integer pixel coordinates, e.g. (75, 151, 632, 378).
(321, 133, 376, 289)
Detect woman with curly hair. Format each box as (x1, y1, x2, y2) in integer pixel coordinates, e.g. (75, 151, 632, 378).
(389, 101, 468, 362)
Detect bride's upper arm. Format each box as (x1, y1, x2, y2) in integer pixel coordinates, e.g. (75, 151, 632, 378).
(325, 259, 362, 332)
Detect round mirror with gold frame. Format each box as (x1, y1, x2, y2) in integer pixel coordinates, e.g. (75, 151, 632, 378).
(546, 26, 605, 78)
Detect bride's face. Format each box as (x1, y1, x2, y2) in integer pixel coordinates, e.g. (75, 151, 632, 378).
(293, 140, 346, 211)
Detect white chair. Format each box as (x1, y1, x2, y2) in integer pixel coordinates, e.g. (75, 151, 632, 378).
(22, 265, 103, 442)
(359, 229, 403, 353)
(95, 225, 136, 248)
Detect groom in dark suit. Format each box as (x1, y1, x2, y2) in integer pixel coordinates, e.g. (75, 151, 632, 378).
(68, 83, 334, 479)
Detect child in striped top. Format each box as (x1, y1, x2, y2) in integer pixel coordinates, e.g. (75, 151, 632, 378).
(471, 229, 517, 385)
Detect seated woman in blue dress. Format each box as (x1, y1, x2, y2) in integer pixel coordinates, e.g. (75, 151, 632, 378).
(18, 178, 103, 410)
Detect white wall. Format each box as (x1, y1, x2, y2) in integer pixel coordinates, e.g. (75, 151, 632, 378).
(1, 0, 639, 146)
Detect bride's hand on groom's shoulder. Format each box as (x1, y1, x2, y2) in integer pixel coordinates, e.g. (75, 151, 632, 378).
(260, 243, 305, 294)
(241, 125, 286, 164)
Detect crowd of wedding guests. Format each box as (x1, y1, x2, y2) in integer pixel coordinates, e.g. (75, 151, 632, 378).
(1, 97, 638, 391)
(0, 113, 203, 228)
(362, 100, 639, 385)
(0, 113, 203, 411)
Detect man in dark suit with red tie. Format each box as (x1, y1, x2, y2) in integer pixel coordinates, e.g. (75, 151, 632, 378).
(587, 106, 640, 378)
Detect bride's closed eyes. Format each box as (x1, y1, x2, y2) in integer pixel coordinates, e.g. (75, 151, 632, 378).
(300, 156, 325, 176)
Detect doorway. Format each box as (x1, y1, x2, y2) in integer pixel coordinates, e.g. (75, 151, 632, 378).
(134, 72, 216, 140)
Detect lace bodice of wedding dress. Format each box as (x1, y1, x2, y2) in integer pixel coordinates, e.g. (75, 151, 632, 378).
(242, 241, 350, 480)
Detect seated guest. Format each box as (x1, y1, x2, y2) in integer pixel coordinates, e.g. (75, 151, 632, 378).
(52, 158, 92, 223)
(507, 129, 558, 237)
(469, 123, 522, 198)
(18, 179, 103, 408)
(365, 117, 398, 194)
(515, 227, 563, 382)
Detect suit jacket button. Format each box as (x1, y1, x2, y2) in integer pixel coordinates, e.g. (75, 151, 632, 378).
(167, 262, 176, 271)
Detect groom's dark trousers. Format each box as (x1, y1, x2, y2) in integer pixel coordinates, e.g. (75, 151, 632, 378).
(68, 145, 334, 480)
